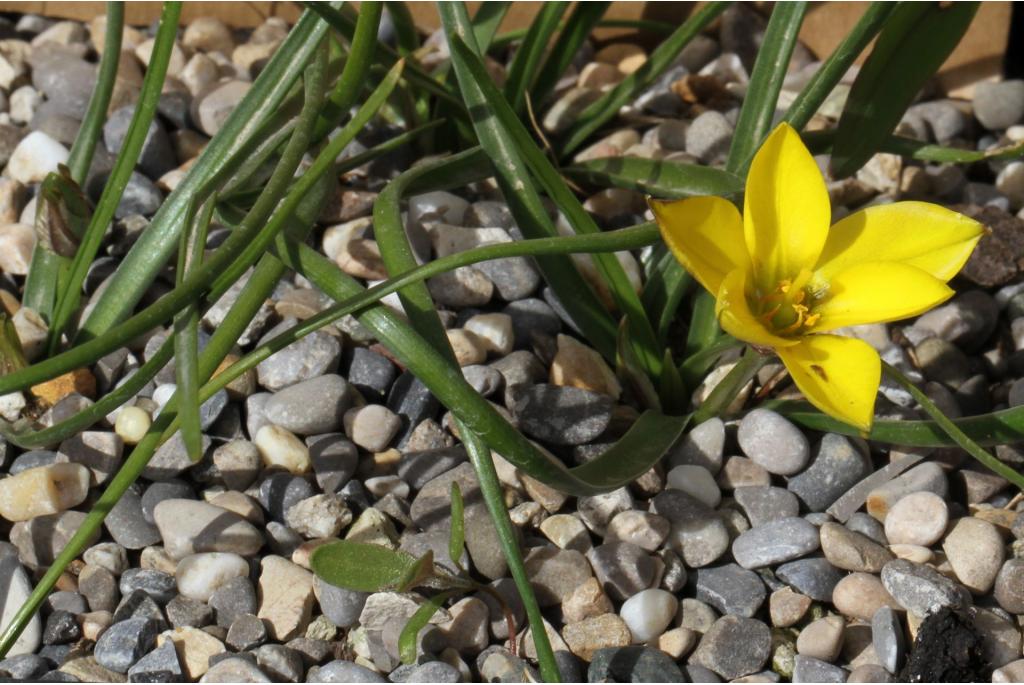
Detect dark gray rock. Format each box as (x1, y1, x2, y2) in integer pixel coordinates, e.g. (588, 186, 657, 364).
(104, 484, 162, 550)
(226, 613, 268, 651)
(514, 384, 613, 446)
(346, 347, 397, 403)
(587, 542, 656, 602)
(731, 517, 820, 569)
(792, 655, 847, 683)
(587, 646, 684, 683)
(693, 563, 766, 617)
(119, 569, 176, 605)
(126, 640, 182, 683)
(314, 577, 368, 629)
(42, 610, 80, 646)
(775, 557, 845, 602)
(734, 487, 800, 527)
(387, 371, 440, 447)
(165, 594, 213, 629)
(113, 171, 162, 219)
(690, 616, 771, 680)
(258, 473, 316, 522)
(0, 654, 50, 680)
(308, 433, 359, 494)
(264, 375, 352, 435)
(103, 105, 176, 180)
(112, 590, 167, 627)
(209, 576, 258, 628)
(871, 606, 905, 675)
(880, 559, 971, 617)
(397, 447, 467, 491)
(140, 480, 195, 525)
(94, 618, 162, 674)
(255, 644, 303, 682)
(256, 319, 342, 392)
(787, 434, 871, 512)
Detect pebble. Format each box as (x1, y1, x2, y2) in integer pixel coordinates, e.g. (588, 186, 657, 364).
(308, 434, 359, 494)
(586, 542, 656, 601)
(12, 510, 100, 570)
(225, 614, 267, 651)
(153, 499, 263, 559)
(255, 321, 341, 392)
(0, 554, 41, 656)
(796, 614, 845, 662)
(668, 417, 725, 473)
(883, 491, 949, 546)
(285, 494, 351, 538)
(731, 517, 820, 569)
(254, 425, 311, 475)
(514, 384, 612, 445)
(871, 606, 904, 674)
(604, 510, 668, 551)
(114, 406, 151, 444)
(209, 577, 257, 628)
(524, 546, 592, 607)
(562, 577, 614, 624)
(941, 516, 1005, 594)
(344, 404, 402, 452)
(309, 660, 387, 683)
(738, 409, 809, 475)
(974, 80, 1024, 130)
(994, 558, 1024, 613)
(0, 223, 33, 276)
(650, 489, 730, 567)
(587, 646, 684, 683)
(192, 80, 251, 136)
(257, 555, 315, 641)
(201, 657, 271, 682)
(685, 110, 733, 163)
(619, 588, 677, 643)
(0, 463, 90, 521)
(832, 572, 899, 621)
(694, 563, 766, 617)
(7, 130, 67, 183)
(346, 348, 397, 403)
(792, 655, 847, 683)
(549, 334, 621, 399)
(734, 486, 799, 527)
(174, 552, 249, 602)
(819, 522, 893, 573)
(880, 559, 970, 617)
(691, 615, 771, 680)
(57, 430, 123, 485)
(561, 614, 631, 662)
(788, 433, 871, 512)
(665, 464, 721, 507)
(120, 568, 177, 604)
(866, 462, 948, 521)
(993, 660, 1024, 683)
(770, 587, 811, 628)
(94, 617, 162, 674)
(263, 375, 351, 435)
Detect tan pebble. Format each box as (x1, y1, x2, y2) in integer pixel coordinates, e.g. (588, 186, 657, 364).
(769, 587, 811, 628)
(140, 546, 178, 574)
(59, 656, 125, 683)
(993, 659, 1024, 683)
(562, 576, 614, 624)
(550, 334, 622, 399)
(257, 555, 315, 641)
(717, 456, 771, 490)
(254, 424, 310, 474)
(562, 613, 631, 661)
(114, 405, 151, 444)
(291, 538, 339, 570)
(79, 610, 113, 641)
(0, 463, 90, 521)
(336, 238, 388, 280)
(832, 573, 900, 621)
(796, 614, 846, 662)
(888, 544, 933, 564)
(446, 329, 486, 366)
(884, 491, 948, 546)
(31, 368, 96, 405)
(539, 514, 592, 552)
(213, 354, 257, 399)
(158, 626, 224, 680)
(942, 516, 1005, 594)
(655, 626, 697, 659)
(208, 491, 263, 524)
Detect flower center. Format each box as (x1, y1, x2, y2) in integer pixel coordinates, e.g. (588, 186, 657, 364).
(751, 268, 821, 336)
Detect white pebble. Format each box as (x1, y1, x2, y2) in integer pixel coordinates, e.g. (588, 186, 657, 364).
(115, 405, 152, 444)
(254, 424, 311, 474)
(619, 588, 678, 643)
(175, 552, 249, 602)
(7, 131, 68, 184)
(665, 465, 721, 507)
(343, 405, 401, 452)
(464, 313, 514, 356)
(0, 464, 90, 521)
(884, 491, 949, 546)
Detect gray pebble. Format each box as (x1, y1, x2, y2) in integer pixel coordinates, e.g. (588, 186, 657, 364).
(586, 542, 656, 602)
(734, 486, 799, 527)
(587, 646, 684, 683)
(691, 615, 771, 680)
(668, 417, 725, 474)
(398, 661, 461, 683)
(115, 171, 163, 218)
(9, 449, 58, 474)
(387, 372, 440, 447)
(141, 432, 212, 481)
(209, 576, 258, 628)
(126, 639, 182, 683)
(775, 557, 845, 602)
(397, 447, 467, 491)
(788, 434, 871, 512)
(112, 589, 166, 626)
(103, 104, 176, 180)
(79, 564, 120, 612)
(256, 319, 341, 392)
(314, 577, 368, 629)
(105, 485, 162, 549)
(974, 80, 1024, 130)
(308, 660, 388, 683)
(264, 375, 352, 435)
(693, 563, 766, 617)
(42, 610, 79, 645)
(165, 594, 213, 629)
(880, 559, 971, 617)
(732, 517, 820, 569)
(258, 473, 315, 522)
(254, 644, 303, 682)
(514, 384, 613, 446)
(686, 110, 733, 163)
(140, 479, 195, 524)
(0, 654, 50, 680)
(346, 347, 397, 403)
(792, 655, 847, 683)
(651, 489, 730, 568)
(503, 298, 562, 349)
(871, 606, 905, 674)
(94, 617, 162, 674)
(308, 433, 358, 494)
(738, 409, 809, 476)
(119, 569, 176, 605)
(226, 613, 268, 651)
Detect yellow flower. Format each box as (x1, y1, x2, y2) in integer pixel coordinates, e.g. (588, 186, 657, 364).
(650, 123, 984, 431)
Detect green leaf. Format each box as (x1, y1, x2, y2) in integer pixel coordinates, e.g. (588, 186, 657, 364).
(448, 33, 663, 379)
(658, 348, 687, 416)
(564, 156, 743, 199)
(385, 1, 418, 56)
(472, 2, 511, 51)
(727, 1, 808, 174)
(559, 1, 729, 156)
(678, 336, 740, 391)
(830, 1, 980, 178)
(448, 482, 465, 570)
(640, 243, 692, 345)
(616, 317, 661, 411)
(503, 2, 568, 113)
(398, 590, 459, 665)
(311, 541, 429, 592)
(0, 315, 27, 377)
(685, 291, 721, 359)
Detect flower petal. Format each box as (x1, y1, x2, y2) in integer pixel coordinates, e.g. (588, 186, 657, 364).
(744, 123, 831, 287)
(815, 201, 985, 282)
(716, 268, 800, 348)
(812, 261, 953, 331)
(777, 334, 880, 432)
(650, 196, 748, 295)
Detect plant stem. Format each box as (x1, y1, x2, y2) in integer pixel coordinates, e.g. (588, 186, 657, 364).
(693, 346, 767, 424)
(882, 362, 1024, 490)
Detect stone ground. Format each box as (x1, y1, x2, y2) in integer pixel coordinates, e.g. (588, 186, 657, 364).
(0, 5, 1022, 683)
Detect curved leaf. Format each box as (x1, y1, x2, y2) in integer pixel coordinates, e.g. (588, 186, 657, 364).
(311, 541, 426, 593)
(564, 157, 744, 199)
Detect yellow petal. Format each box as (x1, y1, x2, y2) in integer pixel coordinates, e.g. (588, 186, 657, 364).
(716, 268, 800, 348)
(812, 261, 953, 331)
(777, 334, 880, 432)
(650, 196, 748, 295)
(815, 201, 985, 282)
(744, 123, 831, 287)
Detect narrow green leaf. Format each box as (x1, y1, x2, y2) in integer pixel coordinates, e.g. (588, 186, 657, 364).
(783, 2, 895, 132)
(685, 291, 721, 359)
(659, 348, 687, 415)
(311, 541, 425, 592)
(830, 2, 980, 178)
(727, 1, 808, 174)
(692, 346, 766, 424)
(805, 129, 1024, 165)
(449, 34, 663, 378)
(385, 1, 418, 56)
(0, 315, 27, 376)
(397, 551, 436, 593)
(316, 1, 382, 140)
(472, 1, 511, 53)
(564, 156, 743, 199)
(503, 1, 569, 113)
(398, 590, 459, 665)
(559, 1, 729, 156)
(531, 2, 610, 106)
(678, 336, 740, 390)
(448, 482, 465, 570)
(616, 317, 661, 411)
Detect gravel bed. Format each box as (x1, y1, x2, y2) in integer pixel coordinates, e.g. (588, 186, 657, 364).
(0, 5, 1022, 683)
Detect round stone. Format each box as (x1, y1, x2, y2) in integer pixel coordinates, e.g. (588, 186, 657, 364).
(731, 517, 820, 569)
(994, 559, 1024, 614)
(832, 572, 900, 621)
(819, 522, 894, 573)
(665, 465, 721, 507)
(883, 492, 948, 546)
(795, 614, 845, 662)
(254, 424, 311, 475)
(737, 408, 809, 476)
(941, 516, 1005, 594)
(114, 406, 151, 445)
(691, 615, 771, 680)
(619, 588, 678, 643)
(175, 553, 249, 602)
